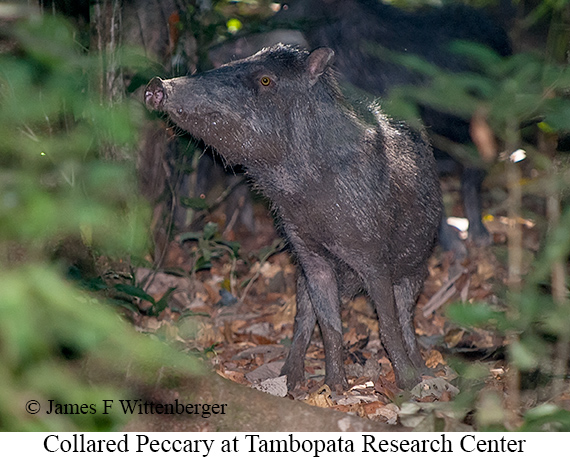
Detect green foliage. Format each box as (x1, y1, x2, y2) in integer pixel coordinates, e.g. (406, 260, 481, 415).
(0, 266, 202, 432)
(519, 403, 570, 431)
(0, 15, 202, 431)
(113, 283, 177, 316)
(180, 196, 212, 211)
(0, 16, 148, 256)
(381, 41, 570, 146)
(179, 222, 240, 272)
(446, 302, 507, 330)
(375, 2, 570, 428)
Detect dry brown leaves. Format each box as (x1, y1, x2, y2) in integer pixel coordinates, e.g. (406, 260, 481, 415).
(117, 209, 529, 429)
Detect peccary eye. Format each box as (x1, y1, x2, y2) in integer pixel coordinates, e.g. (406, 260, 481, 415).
(260, 76, 272, 86)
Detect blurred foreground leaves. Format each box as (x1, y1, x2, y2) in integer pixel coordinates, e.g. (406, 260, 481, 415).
(0, 14, 202, 431)
(383, 25, 570, 430)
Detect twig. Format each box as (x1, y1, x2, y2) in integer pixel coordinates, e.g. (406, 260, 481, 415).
(542, 132, 569, 398)
(422, 267, 468, 317)
(505, 118, 522, 428)
(239, 239, 285, 304)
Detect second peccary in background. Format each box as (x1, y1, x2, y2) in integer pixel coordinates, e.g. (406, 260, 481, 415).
(145, 45, 442, 390)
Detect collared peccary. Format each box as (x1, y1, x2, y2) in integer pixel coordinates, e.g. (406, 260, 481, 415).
(145, 44, 442, 390)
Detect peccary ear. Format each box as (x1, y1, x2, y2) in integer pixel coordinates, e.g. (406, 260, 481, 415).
(307, 47, 335, 86)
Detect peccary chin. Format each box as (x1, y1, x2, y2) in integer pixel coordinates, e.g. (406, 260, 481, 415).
(147, 45, 442, 390)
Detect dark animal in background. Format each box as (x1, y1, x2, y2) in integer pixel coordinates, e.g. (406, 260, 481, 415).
(145, 45, 442, 390)
(210, 0, 512, 254)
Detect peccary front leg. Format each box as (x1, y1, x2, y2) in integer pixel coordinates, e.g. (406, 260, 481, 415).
(285, 249, 347, 391)
(281, 273, 317, 390)
(302, 255, 347, 391)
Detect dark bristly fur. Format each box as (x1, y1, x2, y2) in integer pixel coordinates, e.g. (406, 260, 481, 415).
(145, 44, 442, 391)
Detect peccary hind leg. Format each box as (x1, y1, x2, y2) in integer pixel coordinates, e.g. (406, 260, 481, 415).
(367, 274, 422, 390)
(394, 276, 431, 376)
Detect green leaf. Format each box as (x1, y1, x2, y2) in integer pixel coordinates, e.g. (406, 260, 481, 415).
(203, 222, 219, 240)
(218, 240, 241, 257)
(180, 196, 210, 210)
(509, 340, 539, 371)
(178, 231, 205, 242)
(150, 287, 177, 316)
(447, 40, 504, 76)
(446, 302, 505, 329)
(114, 283, 155, 305)
(194, 256, 212, 271)
(256, 238, 286, 261)
(519, 404, 570, 432)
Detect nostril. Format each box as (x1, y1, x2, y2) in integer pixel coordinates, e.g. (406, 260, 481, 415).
(145, 88, 163, 105)
(144, 77, 166, 110)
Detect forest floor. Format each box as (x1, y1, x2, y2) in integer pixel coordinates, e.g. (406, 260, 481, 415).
(114, 175, 569, 430)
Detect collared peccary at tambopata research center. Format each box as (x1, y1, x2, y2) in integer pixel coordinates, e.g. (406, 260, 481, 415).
(144, 44, 443, 391)
(210, 0, 513, 256)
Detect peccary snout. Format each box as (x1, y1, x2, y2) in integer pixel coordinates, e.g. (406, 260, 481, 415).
(145, 77, 166, 111)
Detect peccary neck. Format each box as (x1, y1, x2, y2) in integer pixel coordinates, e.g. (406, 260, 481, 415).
(246, 107, 371, 202)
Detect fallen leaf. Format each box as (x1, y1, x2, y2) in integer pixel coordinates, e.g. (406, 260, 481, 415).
(445, 328, 465, 348)
(373, 403, 400, 425)
(252, 375, 288, 397)
(411, 377, 460, 400)
(216, 369, 247, 384)
(425, 349, 446, 369)
(305, 385, 334, 408)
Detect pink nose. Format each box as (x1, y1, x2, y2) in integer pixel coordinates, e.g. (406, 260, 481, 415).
(144, 77, 165, 110)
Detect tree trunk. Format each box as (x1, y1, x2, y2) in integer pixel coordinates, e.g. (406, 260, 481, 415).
(90, 0, 127, 160)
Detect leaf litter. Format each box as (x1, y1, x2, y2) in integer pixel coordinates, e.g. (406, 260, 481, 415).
(116, 199, 533, 430)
